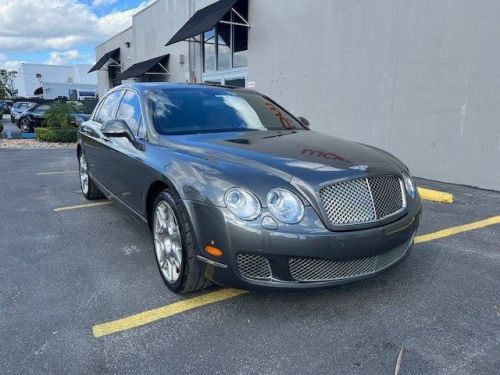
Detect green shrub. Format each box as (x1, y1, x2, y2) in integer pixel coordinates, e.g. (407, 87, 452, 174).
(43, 101, 79, 128)
(35, 127, 77, 143)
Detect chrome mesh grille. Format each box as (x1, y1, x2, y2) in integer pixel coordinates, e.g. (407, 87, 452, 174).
(236, 254, 271, 280)
(369, 176, 405, 219)
(319, 176, 405, 225)
(289, 240, 410, 282)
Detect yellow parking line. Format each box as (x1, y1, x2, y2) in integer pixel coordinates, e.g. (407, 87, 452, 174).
(417, 187, 454, 203)
(54, 201, 111, 212)
(415, 215, 500, 244)
(92, 288, 247, 338)
(92, 215, 500, 338)
(37, 171, 79, 175)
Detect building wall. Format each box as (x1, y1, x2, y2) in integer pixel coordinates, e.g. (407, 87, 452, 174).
(248, 0, 500, 190)
(96, 27, 133, 98)
(95, 0, 198, 97)
(42, 83, 97, 100)
(131, 0, 192, 83)
(94, 0, 500, 190)
(14, 63, 96, 98)
(73, 65, 97, 85)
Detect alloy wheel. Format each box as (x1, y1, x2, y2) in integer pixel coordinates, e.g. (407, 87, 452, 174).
(20, 119, 30, 133)
(153, 201, 183, 284)
(79, 154, 89, 195)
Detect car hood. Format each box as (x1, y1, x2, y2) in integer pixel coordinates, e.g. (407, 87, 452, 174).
(165, 130, 404, 183)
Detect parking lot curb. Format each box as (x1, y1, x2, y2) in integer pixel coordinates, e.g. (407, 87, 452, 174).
(417, 187, 454, 203)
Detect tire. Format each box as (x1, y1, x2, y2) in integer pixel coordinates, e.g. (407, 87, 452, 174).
(152, 189, 211, 293)
(79, 152, 105, 200)
(19, 118, 32, 133)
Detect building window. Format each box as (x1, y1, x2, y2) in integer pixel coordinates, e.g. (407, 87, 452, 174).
(36, 73, 42, 78)
(204, 29, 216, 72)
(202, 0, 248, 72)
(232, 0, 248, 68)
(108, 65, 122, 88)
(217, 18, 231, 70)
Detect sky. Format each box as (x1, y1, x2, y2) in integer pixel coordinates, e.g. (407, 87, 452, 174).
(0, 0, 156, 71)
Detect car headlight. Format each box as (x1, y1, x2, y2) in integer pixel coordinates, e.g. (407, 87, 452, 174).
(224, 188, 261, 221)
(402, 171, 416, 198)
(266, 188, 305, 224)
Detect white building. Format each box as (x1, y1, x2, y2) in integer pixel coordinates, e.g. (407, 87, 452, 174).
(13, 63, 97, 100)
(92, 0, 500, 191)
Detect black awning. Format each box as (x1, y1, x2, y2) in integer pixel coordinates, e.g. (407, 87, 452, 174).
(88, 47, 120, 73)
(116, 54, 170, 80)
(166, 0, 238, 46)
(34, 87, 43, 95)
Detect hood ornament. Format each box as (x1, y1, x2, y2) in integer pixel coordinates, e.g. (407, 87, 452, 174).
(349, 165, 369, 171)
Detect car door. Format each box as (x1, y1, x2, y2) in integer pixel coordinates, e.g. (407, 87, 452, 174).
(32, 105, 50, 127)
(105, 89, 149, 212)
(81, 90, 124, 189)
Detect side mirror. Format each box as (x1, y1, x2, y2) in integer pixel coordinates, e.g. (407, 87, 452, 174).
(101, 119, 134, 142)
(298, 116, 311, 129)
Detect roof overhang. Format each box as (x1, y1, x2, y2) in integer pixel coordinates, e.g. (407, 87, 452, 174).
(115, 54, 170, 81)
(165, 0, 250, 46)
(88, 47, 121, 73)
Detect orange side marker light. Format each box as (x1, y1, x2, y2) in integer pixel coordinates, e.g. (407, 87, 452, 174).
(205, 245, 223, 257)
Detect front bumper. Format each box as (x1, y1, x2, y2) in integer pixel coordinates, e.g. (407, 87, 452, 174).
(185, 200, 421, 291)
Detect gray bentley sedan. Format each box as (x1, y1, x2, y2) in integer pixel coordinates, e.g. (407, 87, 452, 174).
(78, 83, 421, 293)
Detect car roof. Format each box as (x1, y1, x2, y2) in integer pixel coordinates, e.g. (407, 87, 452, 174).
(110, 82, 259, 95)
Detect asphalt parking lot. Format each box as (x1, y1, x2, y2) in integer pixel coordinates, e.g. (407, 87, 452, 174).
(0, 148, 499, 374)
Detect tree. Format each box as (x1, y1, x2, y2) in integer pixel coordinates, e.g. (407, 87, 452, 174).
(0, 69, 17, 98)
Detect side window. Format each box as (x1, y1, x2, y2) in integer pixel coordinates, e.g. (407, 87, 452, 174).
(116, 90, 142, 135)
(91, 101, 103, 121)
(94, 91, 123, 124)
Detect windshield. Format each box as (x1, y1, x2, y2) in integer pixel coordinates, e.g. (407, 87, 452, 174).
(147, 88, 304, 135)
(14, 103, 34, 110)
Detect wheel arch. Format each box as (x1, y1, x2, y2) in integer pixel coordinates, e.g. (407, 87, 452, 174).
(145, 178, 179, 229)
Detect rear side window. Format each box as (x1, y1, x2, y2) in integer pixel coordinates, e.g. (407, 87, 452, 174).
(116, 90, 142, 135)
(34, 105, 50, 113)
(94, 91, 122, 124)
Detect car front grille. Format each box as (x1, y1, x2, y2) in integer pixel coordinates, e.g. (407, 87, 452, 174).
(319, 175, 405, 226)
(236, 253, 272, 280)
(288, 239, 411, 282)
